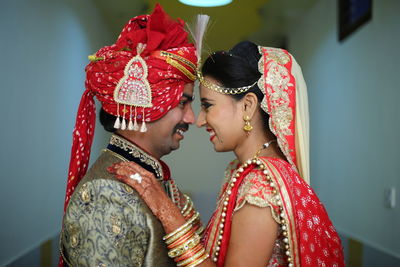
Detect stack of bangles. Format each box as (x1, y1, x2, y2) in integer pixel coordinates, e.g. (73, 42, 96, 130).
(164, 195, 208, 267)
(181, 194, 204, 236)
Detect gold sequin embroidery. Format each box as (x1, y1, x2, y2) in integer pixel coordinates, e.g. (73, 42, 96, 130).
(258, 47, 295, 167)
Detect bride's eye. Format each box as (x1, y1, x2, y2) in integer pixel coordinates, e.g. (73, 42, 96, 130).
(201, 102, 212, 110)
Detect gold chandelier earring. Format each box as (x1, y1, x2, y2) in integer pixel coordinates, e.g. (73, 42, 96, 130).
(243, 115, 253, 134)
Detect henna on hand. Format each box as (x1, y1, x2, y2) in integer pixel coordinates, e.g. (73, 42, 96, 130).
(107, 162, 161, 197)
(108, 162, 185, 231)
(150, 194, 186, 233)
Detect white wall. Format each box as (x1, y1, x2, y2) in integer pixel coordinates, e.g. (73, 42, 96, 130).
(287, 0, 400, 258)
(0, 0, 113, 265)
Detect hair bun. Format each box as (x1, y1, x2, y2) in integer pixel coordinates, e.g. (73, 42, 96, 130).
(230, 41, 260, 71)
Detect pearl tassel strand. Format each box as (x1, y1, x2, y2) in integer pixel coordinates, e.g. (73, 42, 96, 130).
(212, 156, 293, 267)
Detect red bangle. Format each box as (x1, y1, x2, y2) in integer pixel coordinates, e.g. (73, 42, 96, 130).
(184, 209, 195, 220)
(175, 243, 203, 262)
(168, 229, 196, 249)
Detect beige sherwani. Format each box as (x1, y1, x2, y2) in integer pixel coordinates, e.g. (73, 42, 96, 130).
(60, 135, 176, 266)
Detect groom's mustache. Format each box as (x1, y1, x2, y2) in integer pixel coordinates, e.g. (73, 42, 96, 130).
(173, 123, 189, 133)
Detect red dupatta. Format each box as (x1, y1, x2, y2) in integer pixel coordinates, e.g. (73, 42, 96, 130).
(202, 157, 344, 267)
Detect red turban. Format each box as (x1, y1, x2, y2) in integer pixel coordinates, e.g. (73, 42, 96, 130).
(63, 4, 197, 211)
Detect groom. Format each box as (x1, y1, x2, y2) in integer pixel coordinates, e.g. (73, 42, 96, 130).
(60, 4, 198, 266)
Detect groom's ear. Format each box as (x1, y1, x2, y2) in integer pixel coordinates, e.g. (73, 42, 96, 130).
(242, 92, 258, 119)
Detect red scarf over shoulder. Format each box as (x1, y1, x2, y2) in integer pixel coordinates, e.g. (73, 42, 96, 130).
(203, 157, 345, 267)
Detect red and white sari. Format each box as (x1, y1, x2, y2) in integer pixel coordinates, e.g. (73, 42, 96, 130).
(203, 157, 345, 267)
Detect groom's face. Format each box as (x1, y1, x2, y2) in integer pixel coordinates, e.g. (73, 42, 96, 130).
(145, 83, 195, 158)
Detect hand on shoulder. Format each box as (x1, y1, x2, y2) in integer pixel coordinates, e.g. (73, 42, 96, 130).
(107, 161, 162, 198)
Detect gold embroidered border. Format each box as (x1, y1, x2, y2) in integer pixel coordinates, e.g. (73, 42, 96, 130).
(235, 196, 281, 224)
(109, 134, 163, 180)
(257, 46, 296, 168)
(261, 158, 300, 267)
(107, 135, 181, 207)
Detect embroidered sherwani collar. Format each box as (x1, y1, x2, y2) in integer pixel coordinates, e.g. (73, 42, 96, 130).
(106, 134, 165, 181)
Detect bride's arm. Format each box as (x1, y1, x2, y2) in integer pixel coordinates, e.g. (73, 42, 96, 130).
(225, 204, 278, 266)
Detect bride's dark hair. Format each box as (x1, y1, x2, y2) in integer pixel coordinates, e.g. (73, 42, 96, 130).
(201, 41, 269, 128)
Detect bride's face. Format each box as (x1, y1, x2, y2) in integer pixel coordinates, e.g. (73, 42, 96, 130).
(197, 76, 245, 152)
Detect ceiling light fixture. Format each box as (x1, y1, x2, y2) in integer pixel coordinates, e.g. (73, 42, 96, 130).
(178, 0, 233, 7)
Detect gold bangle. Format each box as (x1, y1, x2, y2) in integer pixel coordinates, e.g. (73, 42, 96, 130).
(183, 209, 194, 219)
(184, 253, 209, 267)
(163, 218, 192, 240)
(183, 200, 194, 217)
(187, 211, 200, 225)
(181, 194, 191, 214)
(168, 234, 200, 258)
(176, 247, 206, 266)
(181, 194, 193, 214)
(165, 224, 193, 245)
(195, 225, 205, 236)
(167, 228, 196, 249)
(184, 209, 195, 220)
(164, 212, 200, 243)
(175, 243, 203, 262)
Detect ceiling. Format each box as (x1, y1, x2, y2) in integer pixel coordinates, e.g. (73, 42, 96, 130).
(92, 0, 318, 51)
